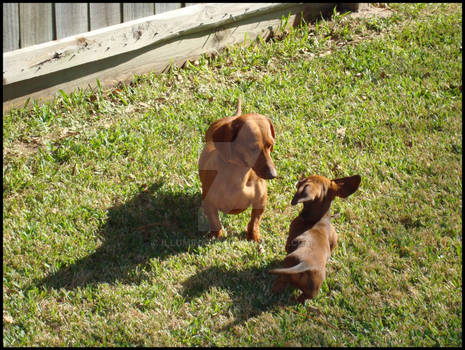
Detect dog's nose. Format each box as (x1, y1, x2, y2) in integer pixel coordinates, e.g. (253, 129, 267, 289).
(291, 195, 300, 206)
(262, 166, 277, 179)
(269, 167, 278, 179)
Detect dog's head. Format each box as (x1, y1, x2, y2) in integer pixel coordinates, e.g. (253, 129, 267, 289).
(211, 113, 277, 179)
(291, 174, 361, 206)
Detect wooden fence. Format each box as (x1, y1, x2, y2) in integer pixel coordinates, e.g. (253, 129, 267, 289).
(3, 3, 362, 112)
(3, 3, 199, 53)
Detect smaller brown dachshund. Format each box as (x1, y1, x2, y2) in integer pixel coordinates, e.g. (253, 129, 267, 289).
(270, 174, 361, 303)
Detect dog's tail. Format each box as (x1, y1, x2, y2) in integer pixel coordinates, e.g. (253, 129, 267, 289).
(233, 98, 242, 117)
(269, 261, 316, 275)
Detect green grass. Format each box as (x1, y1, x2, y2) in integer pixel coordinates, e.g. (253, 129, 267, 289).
(3, 3, 462, 346)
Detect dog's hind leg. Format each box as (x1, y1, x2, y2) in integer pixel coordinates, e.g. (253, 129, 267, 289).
(272, 276, 289, 294)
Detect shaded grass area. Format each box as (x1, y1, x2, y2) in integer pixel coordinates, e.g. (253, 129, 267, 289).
(3, 3, 462, 346)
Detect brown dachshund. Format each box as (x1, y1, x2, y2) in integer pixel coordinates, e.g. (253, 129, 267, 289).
(270, 174, 361, 303)
(198, 99, 277, 242)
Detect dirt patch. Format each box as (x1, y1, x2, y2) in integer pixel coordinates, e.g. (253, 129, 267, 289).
(4, 139, 43, 158)
(350, 3, 394, 19)
(4, 129, 80, 159)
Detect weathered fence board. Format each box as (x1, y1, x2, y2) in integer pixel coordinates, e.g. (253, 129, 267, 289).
(89, 3, 121, 31)
(3, 3, 297, 86)
(3, 3, 192, 52)
(3, 3, 20, 52)
(3, 3, 343, 111)
(123, 3, 155, 21)
(55, 3, 88, 39)
(19, 3, 54, 48)
(155, 3, 182, 14)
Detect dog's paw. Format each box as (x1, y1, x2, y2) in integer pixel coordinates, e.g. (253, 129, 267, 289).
(297, 294, 307, 304)
(246, 231, 261, 243)
(210, 228, 223, 239)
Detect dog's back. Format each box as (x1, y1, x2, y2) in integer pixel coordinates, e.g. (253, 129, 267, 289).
(271, 214, 333, 300)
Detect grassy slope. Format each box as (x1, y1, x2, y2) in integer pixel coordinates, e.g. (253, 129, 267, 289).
(3, 3, 462, 346)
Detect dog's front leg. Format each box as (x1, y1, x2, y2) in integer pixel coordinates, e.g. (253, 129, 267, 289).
(247, 187, 267, 242)
(247, 208, 264, 242)
(202, 201, 223, 238)
(329, 230, 338, 252)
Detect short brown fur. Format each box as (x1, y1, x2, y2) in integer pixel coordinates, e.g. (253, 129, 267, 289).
(198, 99, 277, 242)
(270, 174, 361, 303)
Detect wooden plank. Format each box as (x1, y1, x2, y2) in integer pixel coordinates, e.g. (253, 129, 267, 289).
(3, 3, 20, 52)
(123, 3, 154, 22)
(3, 3, 335, 112)
(89, 3, 121, 31)
(155, 3, 182, 14)
(55, 3, 88, 39)
(3, 3, 297, 85)
(19, 3, 53, 48)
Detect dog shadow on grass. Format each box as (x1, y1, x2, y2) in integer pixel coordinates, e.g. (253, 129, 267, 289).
(182, 261, 300, 330)
(35, 179, 300, 325)
(37, 180, 213, 290)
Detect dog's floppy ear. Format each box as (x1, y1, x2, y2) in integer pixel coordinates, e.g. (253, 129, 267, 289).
(295, 176, 307, 188)
(267, 118, 275, 151)
(267, 118, 275, 140)
(212, 118, 243, 162)
(331, 175, 361, 198)
(291, 180, 317, 205)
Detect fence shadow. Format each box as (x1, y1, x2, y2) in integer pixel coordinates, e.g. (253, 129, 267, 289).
(36, 180, 211, 290)
(182, 261, 300, 330)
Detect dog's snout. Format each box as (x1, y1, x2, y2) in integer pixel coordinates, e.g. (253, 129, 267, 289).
(291, 195, 299, 206)
(261, 159, 277, 179)
(260, 166, 277, 180)
(268, 166, 278, 179)
(253, 151, 277, 180)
